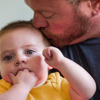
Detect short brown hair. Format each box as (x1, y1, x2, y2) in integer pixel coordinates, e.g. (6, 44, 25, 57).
(0, 20, 33, 37)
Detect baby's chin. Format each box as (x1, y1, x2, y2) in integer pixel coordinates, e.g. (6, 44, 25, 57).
(34, 77, 47, 88)
(3, 77, 13, 85)
(34, 80, 46, 88)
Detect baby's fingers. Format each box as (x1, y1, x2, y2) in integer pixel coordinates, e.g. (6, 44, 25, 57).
(9, 73, 15, 84)
(43, 47, 51, 60)
(9, 73, 15, 80)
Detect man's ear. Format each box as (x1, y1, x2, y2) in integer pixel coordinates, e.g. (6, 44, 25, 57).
(92, 2, 100, 15)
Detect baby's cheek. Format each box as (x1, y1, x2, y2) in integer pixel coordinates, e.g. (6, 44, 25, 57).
(29, 55, 44, 72)
(33, 55, 44, 65)
(3, 74, 13, 84)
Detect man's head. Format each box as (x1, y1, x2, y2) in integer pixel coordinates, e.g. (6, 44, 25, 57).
(0, 21, 51, 85)
(25, 0, 100, 47)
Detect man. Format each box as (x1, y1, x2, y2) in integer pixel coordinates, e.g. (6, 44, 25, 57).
(25, 0, 100, 100)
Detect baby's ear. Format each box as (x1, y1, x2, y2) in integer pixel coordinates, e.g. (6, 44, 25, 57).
(48, 66, 53, 70)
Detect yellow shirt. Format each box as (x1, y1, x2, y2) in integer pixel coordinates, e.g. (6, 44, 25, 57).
(0, 72, 70, 100)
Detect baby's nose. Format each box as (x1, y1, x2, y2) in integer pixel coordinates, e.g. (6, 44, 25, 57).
(15, 56, 27, 66)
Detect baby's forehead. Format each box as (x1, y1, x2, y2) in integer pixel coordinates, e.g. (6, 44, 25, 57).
(0, 27, 46, 46)
(0, 26, 41, 37)
(0, 24, 49, 50)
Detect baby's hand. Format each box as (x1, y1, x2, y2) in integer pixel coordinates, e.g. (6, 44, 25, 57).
(43, 46, 64, 69)
(9, 69, 38, 91)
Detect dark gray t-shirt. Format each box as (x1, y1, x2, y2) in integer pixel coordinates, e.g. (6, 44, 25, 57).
(57, 38, 100, 100)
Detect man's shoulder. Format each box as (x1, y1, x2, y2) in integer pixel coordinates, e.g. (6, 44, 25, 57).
(60, 38, 100, 56)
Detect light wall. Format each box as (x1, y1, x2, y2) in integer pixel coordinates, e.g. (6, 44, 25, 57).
(0, 0, 33, 29)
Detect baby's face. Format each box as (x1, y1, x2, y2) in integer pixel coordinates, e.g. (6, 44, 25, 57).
(0, 27, 50, 85)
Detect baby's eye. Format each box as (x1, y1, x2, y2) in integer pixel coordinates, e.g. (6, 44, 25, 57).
(26, 50, 35, 55)
(4, 55, 13, 61)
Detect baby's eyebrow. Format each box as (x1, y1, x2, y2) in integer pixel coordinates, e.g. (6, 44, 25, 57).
(22, 44, 39, 49)
(22, 44, 34, 48)
(0, 49, 13, 56)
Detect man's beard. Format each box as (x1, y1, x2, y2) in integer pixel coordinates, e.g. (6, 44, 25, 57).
(40, 8, 91, 48)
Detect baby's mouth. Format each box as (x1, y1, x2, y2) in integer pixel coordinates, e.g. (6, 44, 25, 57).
(15, 68, 30, 76)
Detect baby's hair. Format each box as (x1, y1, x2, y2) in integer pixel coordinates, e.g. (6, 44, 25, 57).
(0, 20, 50, 47)
(0, 20, 32, 36)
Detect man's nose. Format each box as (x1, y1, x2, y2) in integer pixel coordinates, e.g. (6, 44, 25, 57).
(15, 55, 27, 66)
(32, 12, 48, 28)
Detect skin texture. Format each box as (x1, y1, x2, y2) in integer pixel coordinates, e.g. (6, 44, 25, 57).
(0, 27, 51, 86)
(0, 26, 96, 100)
(25, 0, 100, 47)
(43, 47, 96, 100)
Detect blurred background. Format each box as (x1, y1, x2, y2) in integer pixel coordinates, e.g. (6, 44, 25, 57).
(0, 0, 33, 29)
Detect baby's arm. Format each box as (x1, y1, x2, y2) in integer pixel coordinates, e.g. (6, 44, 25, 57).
(0, 69, 37, 100)
(43, 47, 96, 100)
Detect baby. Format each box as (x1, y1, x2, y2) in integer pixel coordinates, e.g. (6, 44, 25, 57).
(0, 21, 96, 100)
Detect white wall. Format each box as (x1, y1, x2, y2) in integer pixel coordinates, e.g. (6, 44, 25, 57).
(0, 0, 33, 29)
